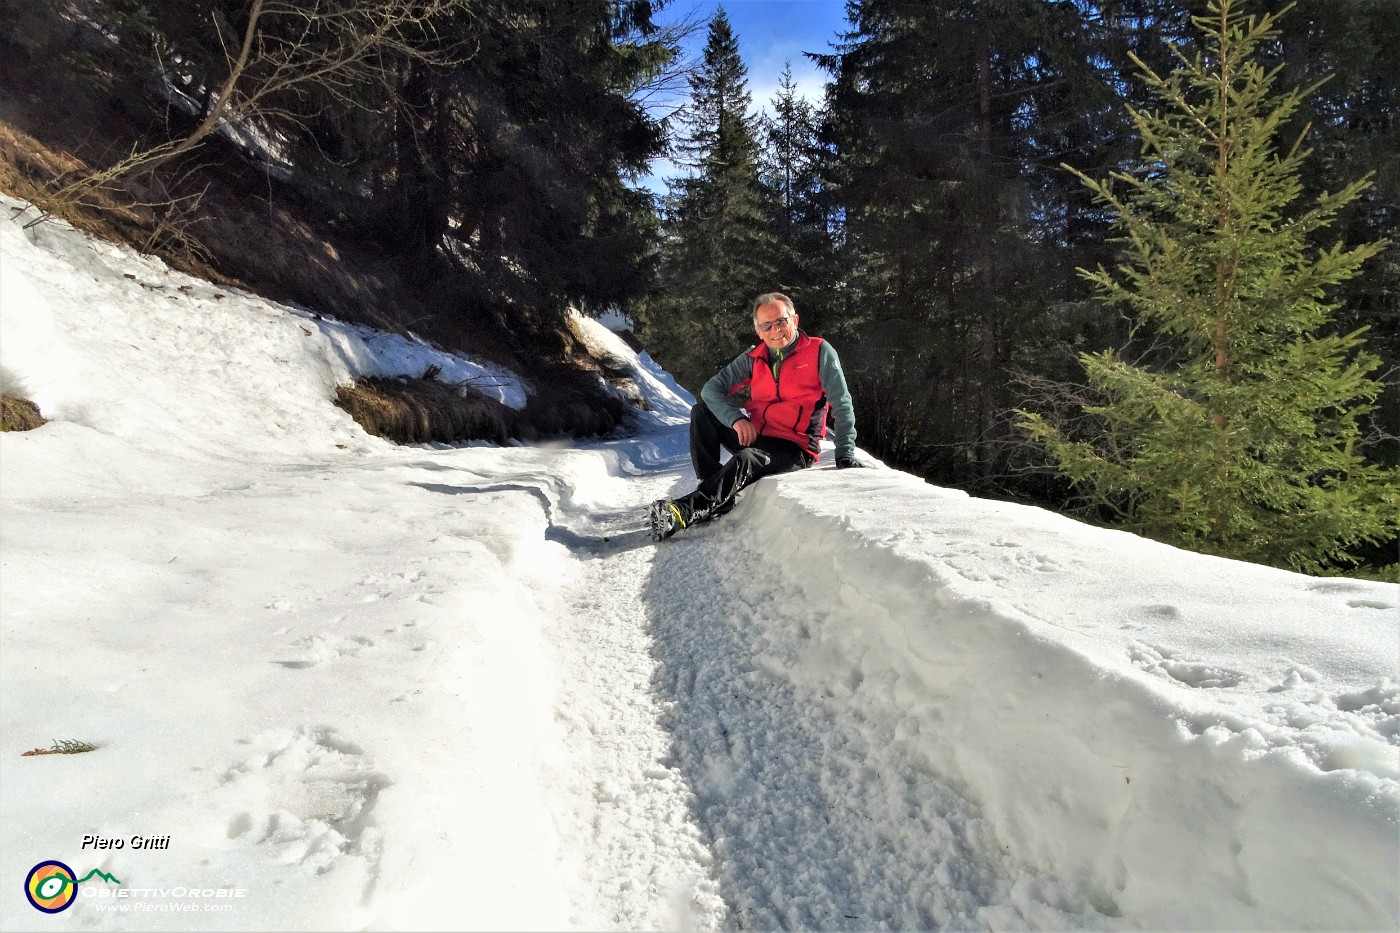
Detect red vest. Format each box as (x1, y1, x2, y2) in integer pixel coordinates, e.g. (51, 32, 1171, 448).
(734, 333, 829, 458)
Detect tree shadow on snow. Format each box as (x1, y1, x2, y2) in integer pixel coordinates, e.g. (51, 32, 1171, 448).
(408, 481, 655, 556)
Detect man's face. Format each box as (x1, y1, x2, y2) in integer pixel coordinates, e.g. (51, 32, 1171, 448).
(754, 301, 798, 351)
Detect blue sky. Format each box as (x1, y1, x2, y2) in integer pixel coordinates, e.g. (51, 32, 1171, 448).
(642, 1, 850, 191)
(663, 0, 850, 109)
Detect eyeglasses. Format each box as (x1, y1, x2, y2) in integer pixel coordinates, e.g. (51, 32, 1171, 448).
(756, 315, 793, 333)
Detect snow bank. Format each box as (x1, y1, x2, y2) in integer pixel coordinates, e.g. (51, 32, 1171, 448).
(727, 471, 1399, 929)
(566, 308, 695, 424)
(302, 313, 529, 410)
(0, 195, 526, 459)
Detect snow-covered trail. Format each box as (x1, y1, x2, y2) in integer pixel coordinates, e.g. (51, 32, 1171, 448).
(538, 448, 1087, 931)
(403, 442, 1101, 931)
(546, 492, 725, 929)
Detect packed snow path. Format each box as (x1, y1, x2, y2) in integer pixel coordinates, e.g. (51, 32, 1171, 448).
(2, 195, 1397, 930)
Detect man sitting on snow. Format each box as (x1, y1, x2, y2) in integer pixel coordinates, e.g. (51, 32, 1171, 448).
(649, 291, 862, 540)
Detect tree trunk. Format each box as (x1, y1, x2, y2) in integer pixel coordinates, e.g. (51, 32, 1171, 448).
(977, 43, 999, 485)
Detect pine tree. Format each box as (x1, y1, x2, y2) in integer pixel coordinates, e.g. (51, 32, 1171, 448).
(368, 0, 669, 325)
(636, 8, 779, 389)
(762, 63, 821, 233)
(759, 62, 833, 310)
(1018, 0, 1398, 577)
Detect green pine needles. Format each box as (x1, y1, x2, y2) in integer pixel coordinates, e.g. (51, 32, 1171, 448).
(1019, 0, 1398, 578)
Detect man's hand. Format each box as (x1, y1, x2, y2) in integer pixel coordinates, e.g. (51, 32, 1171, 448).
(733, 418, 758, 446)
(836, 455, 866, 469)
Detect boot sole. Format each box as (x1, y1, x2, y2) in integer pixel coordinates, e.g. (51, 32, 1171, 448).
(647, 500, 675, 541)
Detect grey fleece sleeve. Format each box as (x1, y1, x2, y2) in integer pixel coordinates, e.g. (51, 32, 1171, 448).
(700, 349, 756, 427)
(819, 341, 857, 460)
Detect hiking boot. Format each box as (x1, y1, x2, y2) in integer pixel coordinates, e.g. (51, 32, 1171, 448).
(648, 497, 692, 540)
(690, 493, 736, 524)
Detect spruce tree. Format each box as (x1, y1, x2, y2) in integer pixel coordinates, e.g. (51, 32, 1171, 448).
(760, 62, 832, 310)
(636, 8, 779, 389)
(762, 64, 822, 234)
(1018, 0, 1398, 577)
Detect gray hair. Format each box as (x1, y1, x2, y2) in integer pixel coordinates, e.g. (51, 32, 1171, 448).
(751, 292, 795, 322)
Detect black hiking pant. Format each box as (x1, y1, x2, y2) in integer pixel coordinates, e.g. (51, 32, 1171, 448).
(683, 401, 811, 517)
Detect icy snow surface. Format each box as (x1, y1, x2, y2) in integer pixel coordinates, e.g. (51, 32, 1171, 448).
(1, 192, 1396, 931)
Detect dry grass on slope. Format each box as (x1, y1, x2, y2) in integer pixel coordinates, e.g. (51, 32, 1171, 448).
(336, 362, 631, 447)
(0, 395, 46, 432)
(336, 373, 515, 446)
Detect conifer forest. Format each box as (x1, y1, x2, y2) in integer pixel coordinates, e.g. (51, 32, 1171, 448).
(2, 0, 1396, 576)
